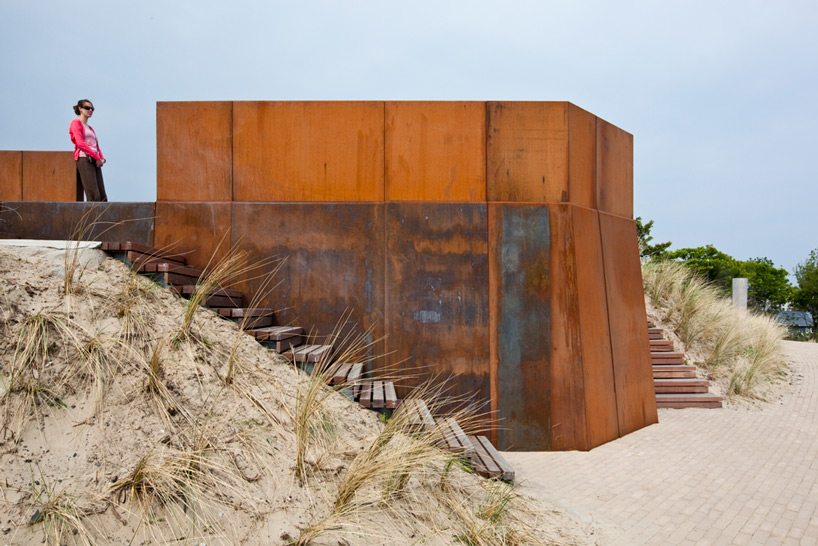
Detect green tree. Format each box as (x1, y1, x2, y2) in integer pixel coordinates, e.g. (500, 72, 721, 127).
(635, 217, 672, 259)
(742, 257, 793, 312)
(665, 245, 792, 313)
(793, 248, 818, 323)
(665, 244, 742, 292)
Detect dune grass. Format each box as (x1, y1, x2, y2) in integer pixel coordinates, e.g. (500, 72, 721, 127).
(642, 259, 788, 397)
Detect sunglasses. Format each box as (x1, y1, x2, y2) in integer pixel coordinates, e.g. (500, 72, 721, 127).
(81, 105, 94, 111)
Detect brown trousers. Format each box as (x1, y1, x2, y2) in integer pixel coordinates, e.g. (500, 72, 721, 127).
(75, 158, 108, 202)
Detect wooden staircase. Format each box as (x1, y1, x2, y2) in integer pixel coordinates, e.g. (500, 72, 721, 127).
(648, 321, 722, 409)
(101, 241, 514, 480)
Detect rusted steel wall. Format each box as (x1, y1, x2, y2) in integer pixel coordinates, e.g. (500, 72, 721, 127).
(22, 152, 77, 202)
(149, 100, 649, 452)
(596, 118, 634, 218)
(0, 151, 23, 201)
(599, 211, 658, 433)
(153, 202, 232, 268)
(156, 101, 233, 202)
(488, 204, 554, 449)
(385, 202, 490, 404)
(488, 203, 623, 451)
(233, 102, 384, 202)
(0, 201, 155, 244)
(230, 202, 386, 359)
(385, 101, 486, 202)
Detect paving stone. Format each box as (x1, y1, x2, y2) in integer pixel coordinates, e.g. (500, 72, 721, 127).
(504, 341, 818, 545)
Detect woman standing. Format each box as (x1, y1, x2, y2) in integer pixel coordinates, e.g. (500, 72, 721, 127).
(69, 99, 107, 202)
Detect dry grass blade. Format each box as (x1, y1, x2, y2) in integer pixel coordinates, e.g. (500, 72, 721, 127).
(28, 468, 104, 546)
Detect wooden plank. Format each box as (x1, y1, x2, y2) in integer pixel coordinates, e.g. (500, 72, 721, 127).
(202, 294, 242, 308)
(306, 345, 332, 363)
(467, 435, 502, 479)
(441, 417, 475, 455)
(347, 363, 364, 384)
(176, 284, 244, 299)
(286, 344, 324, 362)
(358, 381, 373, 408)
(332, 363, 352, 385)
(372, 380, 385, 409)
(121, 242, 188, 263)
(216, 307, 274, 318)
(383, 380, 397, 409)
(474, 435, 515, 481)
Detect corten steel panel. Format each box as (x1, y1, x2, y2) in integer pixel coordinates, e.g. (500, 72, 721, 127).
(385, 102, 486, 202)
(0, 151, 23, 201)
(567, 105, 597, 209)
(22, 152, 76, 202)
(488, 204, 554, 450)
(595, 118, 633, 218)
(385, 202, 489, 407)
(232, 102, 384, 202)
(230, 203, 385, 357)
(486, 102, 570, 203)
(0, 202, 155, 244)
(156, 101, 233, 202)
(598, 211, 658, 435)
(569, 204, 619, 447)
(154, 202, 232, 269)
(547, 205, 592, 451)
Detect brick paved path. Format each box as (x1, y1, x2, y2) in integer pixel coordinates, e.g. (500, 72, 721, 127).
(505, 341, 818, 546)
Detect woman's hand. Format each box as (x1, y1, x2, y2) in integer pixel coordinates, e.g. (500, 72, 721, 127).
(96, 158, 106, 167)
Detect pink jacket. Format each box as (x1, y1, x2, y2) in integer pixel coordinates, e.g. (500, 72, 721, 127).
(69, 118, 105, 161)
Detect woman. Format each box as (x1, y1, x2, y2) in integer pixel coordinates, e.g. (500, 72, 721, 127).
(69, 99, 107, 202)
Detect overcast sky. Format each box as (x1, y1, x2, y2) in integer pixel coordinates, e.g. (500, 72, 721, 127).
(1, 1, 816, 274)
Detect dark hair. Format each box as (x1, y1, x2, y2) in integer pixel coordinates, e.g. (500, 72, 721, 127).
(73, 99, 92, 116)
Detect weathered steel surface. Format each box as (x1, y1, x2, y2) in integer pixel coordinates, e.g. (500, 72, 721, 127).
(489, 204, 554, 450)
(568, 204, 619, 447)
(232, 101, 384, 202)
(385, 102, 486, 201)
(385, 202, 489, 407)
(599, 211, 658, 435)
(567, 104, 597, 209)
(0, 151, 22, 201)
(595, 117, 633, 218)
(0, 202, 155, 244)
(486, 102, 570, 204)
(22, 152, 76, 202)
(154, 202, 232, 269)
(156, 101, 233, 202)
(230, 202, 386, 357)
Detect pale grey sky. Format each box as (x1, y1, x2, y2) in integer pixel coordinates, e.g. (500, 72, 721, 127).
(1, 0, 816, 274)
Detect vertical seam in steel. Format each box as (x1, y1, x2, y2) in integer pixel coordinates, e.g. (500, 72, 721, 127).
(382, 101, 389, 371)
(596, 209, 622, 437)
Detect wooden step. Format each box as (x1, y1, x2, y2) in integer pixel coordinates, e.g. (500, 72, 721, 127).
(101, 241, 188, 264)
(654, 378, 710, 394)
(284, 344, 332, 364)
(650, 340, 675, 352)
(653, 365, 697, 379)
(394, 399, 435, 430)
(169, 284, 244, 308)
(651, 352, 685, 365)
(648, 328, 664, 340)
(356, 380, 398, 410)
(216, 307, 275, 329)
(656, 393, 723, 409)
(331, 362, 364, 400)
(438, 417, 475, 456)
(248, 326, 304, 352)
(467, 435, 515, 482)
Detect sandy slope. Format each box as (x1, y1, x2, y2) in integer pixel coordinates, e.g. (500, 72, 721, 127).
(0, 243, 595, 546)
